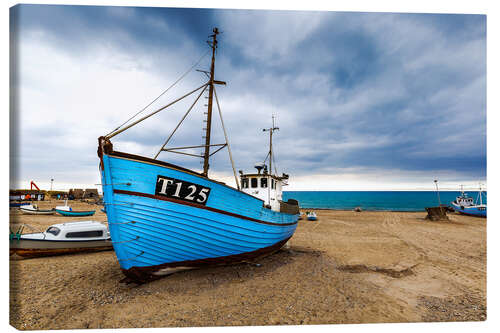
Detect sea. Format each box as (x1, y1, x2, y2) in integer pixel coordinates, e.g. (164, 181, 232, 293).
(282, 191, 487, 212)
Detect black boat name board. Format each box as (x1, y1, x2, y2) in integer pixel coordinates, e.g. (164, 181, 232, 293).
(155, 176, 211, 205)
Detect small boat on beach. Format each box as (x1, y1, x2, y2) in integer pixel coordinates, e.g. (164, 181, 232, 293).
(306, 211, 317, 221)
(98, 28, 300, 283)
(56, 209, 96, 217)
(20, 204, 56, 215)
(55, 200, 72, 212)
(10, 202, 30, 208)
(10, 221, 112, 258)
(450, 185, 486, 217)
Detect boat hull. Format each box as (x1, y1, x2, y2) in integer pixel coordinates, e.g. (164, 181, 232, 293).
(10, 202, 29, 208)
(10, 238, 112, 258)
(100, 151, 299, 283)
(20, 208, 56, 215)
(450, 202, 487, 217)
(56, 209, 96, 217)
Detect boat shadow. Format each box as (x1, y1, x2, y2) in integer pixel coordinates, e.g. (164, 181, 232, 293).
(121, 246, 325, 290)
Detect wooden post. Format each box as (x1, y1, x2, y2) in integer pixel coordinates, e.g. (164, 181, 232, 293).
(434, 179, 444, 215)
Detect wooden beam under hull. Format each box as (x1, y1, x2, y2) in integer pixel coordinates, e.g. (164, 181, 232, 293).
(11, 246, 113, 259)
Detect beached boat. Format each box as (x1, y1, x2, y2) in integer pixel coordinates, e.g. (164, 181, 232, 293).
(306, 212, 317, 221)
(10, 202, 29, 208)
(20, 204, 56, 215)
(98, 28, 300, 283)
(55, 199, 72, 212)
(56, 209, 96, 217)
(10, 221, 112, 258)
(450, 185, 486, 217)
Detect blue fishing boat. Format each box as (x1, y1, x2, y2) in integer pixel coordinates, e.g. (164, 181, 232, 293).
(450, 185, 486, 217)
(56, 209, 96, 217)
(98, 28, 300, 283)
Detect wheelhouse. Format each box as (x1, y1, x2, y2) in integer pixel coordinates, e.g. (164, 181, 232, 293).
(455, 194, 474, 207)
(239, 163, 289, 212)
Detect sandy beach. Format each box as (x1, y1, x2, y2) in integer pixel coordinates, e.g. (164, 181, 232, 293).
(9, 200, 486, 329)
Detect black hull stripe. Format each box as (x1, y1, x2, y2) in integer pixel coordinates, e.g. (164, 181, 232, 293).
(113, 189, 298, 227)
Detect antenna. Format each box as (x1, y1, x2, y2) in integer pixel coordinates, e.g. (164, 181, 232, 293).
(262, 116, 280, 206)
(263, 115, 279, 176)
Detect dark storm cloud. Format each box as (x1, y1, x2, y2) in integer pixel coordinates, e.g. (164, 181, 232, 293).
(11, 5, 486, 187)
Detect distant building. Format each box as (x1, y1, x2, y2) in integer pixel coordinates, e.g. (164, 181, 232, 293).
(48, 191, 68, 200)
(9, 190, 45, 201)
(68, 189, 84, 199)
(83, 188, 99, 198)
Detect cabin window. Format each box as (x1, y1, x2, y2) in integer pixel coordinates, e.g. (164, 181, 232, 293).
(66, 230, 103, 238)
(241, 178, 249, 189)
(46, 227, 60, 236)
(271, 179, 275, 189)
(251, 178, 258, 188)
(261, 178, 268, 188)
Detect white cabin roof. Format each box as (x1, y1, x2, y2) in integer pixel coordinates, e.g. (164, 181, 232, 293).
(50, 220, 107, 231)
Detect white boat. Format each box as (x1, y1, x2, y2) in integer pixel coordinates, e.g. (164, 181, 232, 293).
(306, 211, 317, 221)
(55, 199, 72, 212)
(19, 204, 56, 215)
(10, 221, 112, 258)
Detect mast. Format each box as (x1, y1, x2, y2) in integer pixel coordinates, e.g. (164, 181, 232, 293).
(478, 183, 483, 205)
(263, 116, 279, 205)
(264, 115, 279, 176)
(202, 28, 219, 177)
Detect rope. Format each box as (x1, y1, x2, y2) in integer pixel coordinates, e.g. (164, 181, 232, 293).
(117, 251, 145, 262)
(214, 87, 240, 190)
(108, 235, 140, 244)
(106, 49, 210, 137)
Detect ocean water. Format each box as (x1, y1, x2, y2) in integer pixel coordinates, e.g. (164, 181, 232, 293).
(282, 191, 487, 212)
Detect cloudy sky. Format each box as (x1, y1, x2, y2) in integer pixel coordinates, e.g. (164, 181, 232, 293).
(9, 4, 487, 191)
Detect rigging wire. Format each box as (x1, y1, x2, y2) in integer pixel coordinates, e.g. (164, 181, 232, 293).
(272, 149, 278, 175)
(106, 49, 211, 137)
(213, 86, 240, 190)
